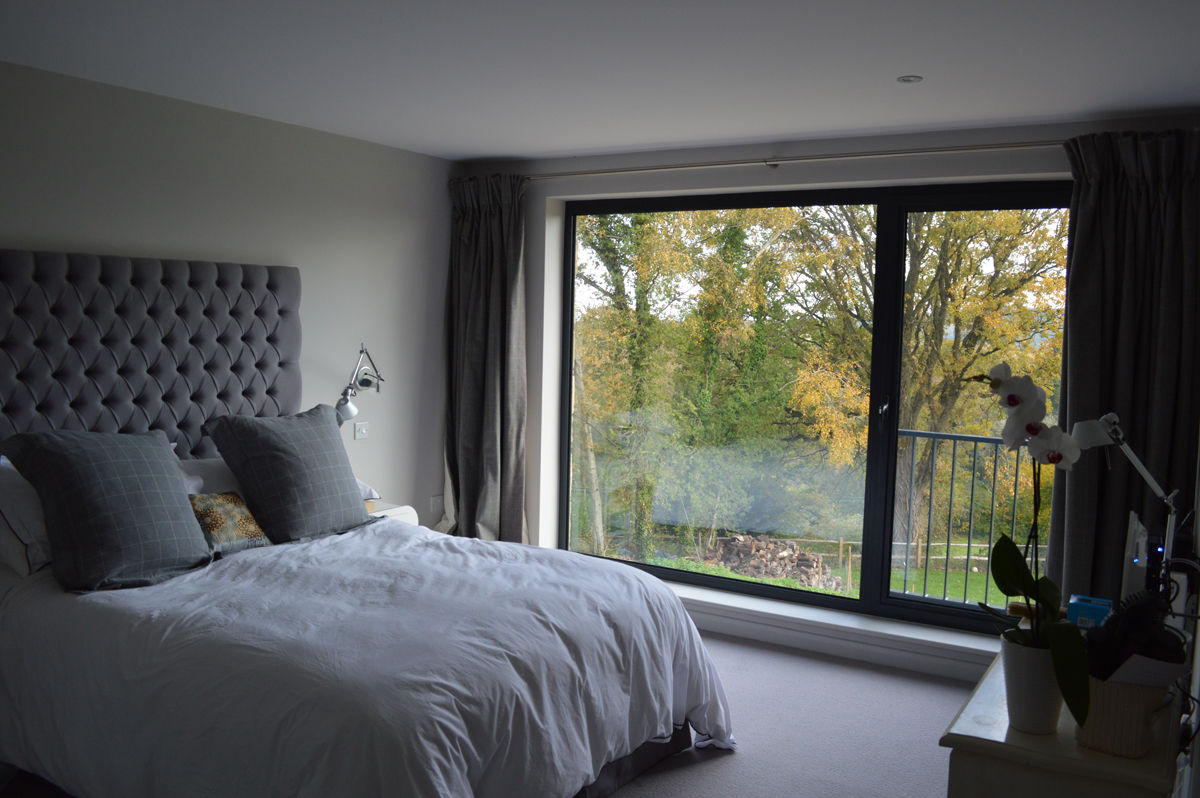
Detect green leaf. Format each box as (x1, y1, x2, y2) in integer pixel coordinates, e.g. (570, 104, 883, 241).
(990, 534, 1037, 597)
(1033, 575, 1061, 611)
(977, 601, 1020, 630)
(1048, 620, 1090, 726)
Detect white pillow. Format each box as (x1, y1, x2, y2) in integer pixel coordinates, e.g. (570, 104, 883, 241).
(0, 457, 51, 576)
(175, 456, 379, 501)
(176, 458, 242, 495)
(357, 477, 381, 501)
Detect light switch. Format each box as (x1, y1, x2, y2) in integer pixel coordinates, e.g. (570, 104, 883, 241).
(353, 421, 369, 440)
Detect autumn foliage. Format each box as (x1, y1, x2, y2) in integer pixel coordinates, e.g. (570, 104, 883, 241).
(568, 203, 1067, 597)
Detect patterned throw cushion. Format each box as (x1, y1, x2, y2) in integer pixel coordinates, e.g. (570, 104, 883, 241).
(0, 430, 212, 591)
(203, 405, 370, 543)
(189, 493, 269, 556)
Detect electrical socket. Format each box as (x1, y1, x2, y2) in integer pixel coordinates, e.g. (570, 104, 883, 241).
(353, 421, 369, 440)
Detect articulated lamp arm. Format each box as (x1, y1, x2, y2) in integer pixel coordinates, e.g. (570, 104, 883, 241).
(1072, 413, 1179, 566)
(334, 344, 385, 426)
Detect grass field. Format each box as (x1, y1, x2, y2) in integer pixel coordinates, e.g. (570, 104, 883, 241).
(890, 565, 1005, 607)
(647, 554, 1009, 609)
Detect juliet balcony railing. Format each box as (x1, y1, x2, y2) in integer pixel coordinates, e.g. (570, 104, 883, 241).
(891, 428, 1041, 610)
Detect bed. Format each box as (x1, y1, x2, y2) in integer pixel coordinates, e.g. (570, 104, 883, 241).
(0, 250, 735, 798)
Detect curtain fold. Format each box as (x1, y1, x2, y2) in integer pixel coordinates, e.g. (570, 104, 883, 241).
(444, 174, 528, 542)
(1049, 130, 1200, 600)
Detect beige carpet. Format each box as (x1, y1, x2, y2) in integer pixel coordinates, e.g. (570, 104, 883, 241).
(612, 632, 974, 798)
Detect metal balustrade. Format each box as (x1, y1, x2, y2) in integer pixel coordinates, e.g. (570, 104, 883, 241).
(892, 428, 1041, 609)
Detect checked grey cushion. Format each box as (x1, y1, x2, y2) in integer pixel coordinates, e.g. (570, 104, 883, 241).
(0, 429, 212, 591)
(203, 405, 369, 543)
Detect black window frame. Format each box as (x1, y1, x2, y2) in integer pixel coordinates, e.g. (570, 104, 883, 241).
(558, 180, 1073, 632)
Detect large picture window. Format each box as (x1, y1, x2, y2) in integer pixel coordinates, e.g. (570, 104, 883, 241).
(559, 182, 1071, 630)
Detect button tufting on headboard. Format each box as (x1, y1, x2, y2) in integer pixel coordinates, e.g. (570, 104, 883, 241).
(0, 250, 302, 458)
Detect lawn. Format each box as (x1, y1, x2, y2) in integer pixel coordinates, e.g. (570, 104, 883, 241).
(647, 554, 1007, 609)
(890, 564, 1001, 606)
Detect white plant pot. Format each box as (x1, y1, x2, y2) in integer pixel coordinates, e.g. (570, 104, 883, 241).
(1001, 633, 1063, 734)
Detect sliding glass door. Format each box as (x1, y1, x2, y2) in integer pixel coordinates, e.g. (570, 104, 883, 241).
(560, 184, 1070, 629)
(892, 208, 1068, 608)
(568, 205, 874, 598)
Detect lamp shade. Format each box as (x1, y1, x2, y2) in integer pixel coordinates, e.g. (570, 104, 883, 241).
(1071, 419, 1116, 450)
(335, 397, 358, 424)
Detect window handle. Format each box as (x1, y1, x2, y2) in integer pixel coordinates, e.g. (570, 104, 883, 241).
(878, 400, 889, 417)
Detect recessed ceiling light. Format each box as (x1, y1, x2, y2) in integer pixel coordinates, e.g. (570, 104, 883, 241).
(896, 75, 924, 84)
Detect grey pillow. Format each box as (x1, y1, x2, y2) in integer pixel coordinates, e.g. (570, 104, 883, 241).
(203, 405, 370, 543)
(0, 430, 212, 591)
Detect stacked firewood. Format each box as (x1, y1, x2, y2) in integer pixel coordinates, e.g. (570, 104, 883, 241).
(716, 534, 842, 591)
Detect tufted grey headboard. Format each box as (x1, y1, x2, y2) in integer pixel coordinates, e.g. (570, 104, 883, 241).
(0, 250, 301, 458)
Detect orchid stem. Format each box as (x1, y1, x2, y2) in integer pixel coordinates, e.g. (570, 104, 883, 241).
(1029, 462, 1041, 644)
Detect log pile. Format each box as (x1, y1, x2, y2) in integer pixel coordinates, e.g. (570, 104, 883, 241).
(716, 534, 842, 591)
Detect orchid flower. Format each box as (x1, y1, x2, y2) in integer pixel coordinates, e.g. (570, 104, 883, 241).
(1001, 412, 1046, 450)
(1027, 425, 1081, 470)
(988, 362, 1012, 389)
(995, 374, 1046, 418)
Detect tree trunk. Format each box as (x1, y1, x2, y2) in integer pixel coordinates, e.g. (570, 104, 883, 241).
(632, 478, 655, 560)
(893, 435, 936, 571)
(573, 358, 607, 556)
(706, 489, 724, 552)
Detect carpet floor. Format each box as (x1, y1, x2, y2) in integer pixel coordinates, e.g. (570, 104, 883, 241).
(611, 632, 973, 798)
(0, 632, 973, 798)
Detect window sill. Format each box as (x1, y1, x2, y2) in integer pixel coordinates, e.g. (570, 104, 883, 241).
(669, 581, 998, 683)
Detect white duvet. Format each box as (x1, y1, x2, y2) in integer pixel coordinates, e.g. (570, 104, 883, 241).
(0, 519, 734, 798)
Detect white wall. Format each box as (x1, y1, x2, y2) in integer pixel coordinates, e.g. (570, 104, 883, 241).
(460, 113, 1200, 548)
(0, 62, 452, 523)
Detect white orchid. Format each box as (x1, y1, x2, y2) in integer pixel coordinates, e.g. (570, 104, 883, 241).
(976, 363, 1076, 470)
(988, 361, 1012, 389)
(996, 374, 1046, 418)
(975, 363, 1090, 729)
(1027, 425, 1081, 469)
(1001, 412, 1046, 450)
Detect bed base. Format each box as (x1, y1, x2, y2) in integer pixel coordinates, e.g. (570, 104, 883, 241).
(574, 723, 694, 798)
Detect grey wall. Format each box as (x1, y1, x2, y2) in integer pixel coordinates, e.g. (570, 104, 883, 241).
(0, 62, 451, 523)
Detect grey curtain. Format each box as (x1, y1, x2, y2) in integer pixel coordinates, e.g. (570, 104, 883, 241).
(444, 174, 528, 542)
(1049, 130, 1200, 600)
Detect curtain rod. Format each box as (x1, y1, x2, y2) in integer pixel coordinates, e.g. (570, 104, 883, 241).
(527, 139, 1065, 181)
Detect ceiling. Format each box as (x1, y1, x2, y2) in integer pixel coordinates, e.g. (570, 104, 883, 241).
(2, 0, 1198, 162)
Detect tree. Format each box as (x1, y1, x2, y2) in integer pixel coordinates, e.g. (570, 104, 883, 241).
(567, 202, 1068, 589)
(573, 213, 687, 558)
(768, 206, 1066, 566)
(893, 209, 1067, 568)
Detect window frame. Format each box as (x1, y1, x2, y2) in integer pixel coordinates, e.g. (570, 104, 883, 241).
(558, 180, 1073, 632)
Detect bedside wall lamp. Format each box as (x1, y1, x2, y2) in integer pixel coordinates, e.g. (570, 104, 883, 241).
(334, 344, 385, 426)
